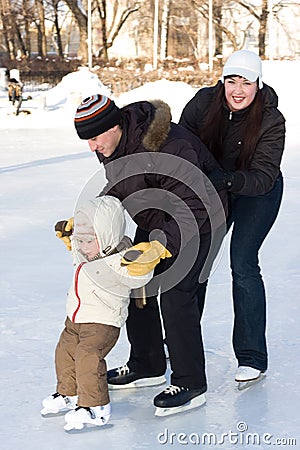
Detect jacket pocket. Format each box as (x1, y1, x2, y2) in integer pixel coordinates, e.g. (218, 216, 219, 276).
(92, 290, 117, 314)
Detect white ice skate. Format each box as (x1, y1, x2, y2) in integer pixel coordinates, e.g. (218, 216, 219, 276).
(64, 403, 111, 431)
(154, 385, 206, 417)
(41, 392, 78, 416)
(235, 366, 266, 390)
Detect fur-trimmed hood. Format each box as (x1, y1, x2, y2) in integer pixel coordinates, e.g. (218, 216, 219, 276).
(118, 99, 172, 154)
(141, 100, 172, 152)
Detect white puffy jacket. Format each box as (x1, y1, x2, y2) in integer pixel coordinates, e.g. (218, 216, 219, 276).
(66, 196, 151, 328)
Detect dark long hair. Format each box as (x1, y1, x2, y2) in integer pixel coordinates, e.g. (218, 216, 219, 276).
(200, 82, 264, 170)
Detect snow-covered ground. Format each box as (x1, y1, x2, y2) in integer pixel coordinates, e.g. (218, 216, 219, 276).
(0, 61, 299, 449)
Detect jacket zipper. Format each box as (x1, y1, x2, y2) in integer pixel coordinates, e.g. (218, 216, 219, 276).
(229, 111, 233, 120)
(72, 262, 86, 322)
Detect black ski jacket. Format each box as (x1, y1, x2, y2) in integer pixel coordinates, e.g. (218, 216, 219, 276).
(179, 81, 285, 196)
(96, 100, 227, 256)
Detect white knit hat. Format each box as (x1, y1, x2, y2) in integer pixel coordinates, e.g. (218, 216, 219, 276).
(222, 50, 263, 89)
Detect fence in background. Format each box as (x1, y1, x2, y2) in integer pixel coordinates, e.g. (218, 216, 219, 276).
(19, 70, 70, 91)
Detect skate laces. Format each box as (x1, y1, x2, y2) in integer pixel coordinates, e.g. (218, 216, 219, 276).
(52, 392, 64, 399)
(74, 406, 108, 422)
(74, 406, 96, 419)
(52, 392, 76, 407)
(116, 364, 130, 376)
(163, 385, 187, 395)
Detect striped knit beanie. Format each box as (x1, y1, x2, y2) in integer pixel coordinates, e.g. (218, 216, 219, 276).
(74, 94, 122, 139)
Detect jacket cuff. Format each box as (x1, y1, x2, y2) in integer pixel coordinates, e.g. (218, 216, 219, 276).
(227, 171, 245, 192)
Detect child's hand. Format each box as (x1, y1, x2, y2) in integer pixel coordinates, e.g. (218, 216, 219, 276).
(54, 218, 74, 251)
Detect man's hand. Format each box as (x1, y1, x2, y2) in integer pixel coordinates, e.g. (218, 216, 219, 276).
(121, 241, 172, 276)
(54, 218, 74, 251)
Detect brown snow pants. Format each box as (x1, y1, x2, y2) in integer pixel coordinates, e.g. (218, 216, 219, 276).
(55, 317, 120, 407)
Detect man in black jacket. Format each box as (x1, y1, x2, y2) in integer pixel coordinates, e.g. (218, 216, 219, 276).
(58, 94, 227, 416)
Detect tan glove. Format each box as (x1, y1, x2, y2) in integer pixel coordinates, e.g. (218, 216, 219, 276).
(54, 218, 74, 251)
(121, 241, 172, 276)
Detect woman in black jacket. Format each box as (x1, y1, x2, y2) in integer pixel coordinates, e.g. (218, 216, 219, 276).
(180, 49, 285, 387)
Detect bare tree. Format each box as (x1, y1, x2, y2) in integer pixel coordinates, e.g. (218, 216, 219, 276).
(0, 0, 299, 65)
(22, 0, 34, 57)
(160, 0, 170, 60)
(34, 0, 47, 57)
(0, 0, 14, 59)
(238, 0, 269, 57)
(96, 0, 108, 60)
(95, 0, 141, 61)
(63, 0, 88, 62)
(44, 0, 69, 58)
(188, 0, 239, 54)
(0, 0, 33, 59)
(214, 0, 223, 55)
(0, 0, 22, 59)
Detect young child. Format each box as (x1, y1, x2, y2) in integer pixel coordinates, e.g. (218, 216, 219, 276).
(41, 196, 152, 431)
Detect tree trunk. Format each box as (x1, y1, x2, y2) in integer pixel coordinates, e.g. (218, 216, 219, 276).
(258, 0, 269, 58)
(1, 0, 18, 59)
(64, 0, 88, 63)
(160, 0, 170, 60)
(53, 7, 64, 57)
(97, 0, 109, 61)
(23, 0, 31, 57)
(214, 0, 223, 56)
(35, 0, 47, 56)
(0, 0, 12, 59)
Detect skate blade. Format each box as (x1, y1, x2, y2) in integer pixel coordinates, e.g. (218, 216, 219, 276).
(237, 373, 266, 391)
(155, 393, 206, 417)
(64, 422, 84, 431)
(41, 409, 68, 417)
(109, 375, 166, 390)
(64, 418, 108, 432)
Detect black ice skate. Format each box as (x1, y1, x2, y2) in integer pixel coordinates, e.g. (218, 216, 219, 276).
(107, 363, 166, 389)
(154, 385, 206, 416)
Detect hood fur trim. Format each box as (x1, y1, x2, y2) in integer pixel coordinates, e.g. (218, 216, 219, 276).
(142, 100, 172, 152)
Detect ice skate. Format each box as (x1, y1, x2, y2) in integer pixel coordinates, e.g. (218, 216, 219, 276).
(235, 366, 266, 390)
(64, 403, 111, 431)
(41, 392, 78, 416)
(154, 385, 206, 416)
(107, 363, 166, 390)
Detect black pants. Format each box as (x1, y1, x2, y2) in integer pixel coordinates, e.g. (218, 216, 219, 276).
(126, 228, 213, 391)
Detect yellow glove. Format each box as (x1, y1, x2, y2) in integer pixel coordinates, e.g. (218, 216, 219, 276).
(121, 241, 172, 276)
(54, 217, 74, 251)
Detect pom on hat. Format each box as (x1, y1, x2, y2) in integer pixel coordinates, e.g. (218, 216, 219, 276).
(221, 50, 263, 89)
(74, 94, 122, 140)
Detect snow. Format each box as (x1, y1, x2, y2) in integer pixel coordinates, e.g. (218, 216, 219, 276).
(0, 61, 299, 449)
